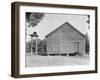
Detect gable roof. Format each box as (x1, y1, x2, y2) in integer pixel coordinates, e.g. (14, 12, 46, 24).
(45, 22, 85, 38)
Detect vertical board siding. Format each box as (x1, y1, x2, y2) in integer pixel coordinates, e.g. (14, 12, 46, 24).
(46, 22, 86, 54)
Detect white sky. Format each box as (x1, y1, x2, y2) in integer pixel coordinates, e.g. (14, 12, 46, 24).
(26, 13, 89, 42)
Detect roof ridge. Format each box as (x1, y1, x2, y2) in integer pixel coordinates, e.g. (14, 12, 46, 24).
(45, 21, 85, 38)
(65, 22, 85, 37)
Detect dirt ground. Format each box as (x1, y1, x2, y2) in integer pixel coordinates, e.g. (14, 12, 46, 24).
(25, 54, 89, 67)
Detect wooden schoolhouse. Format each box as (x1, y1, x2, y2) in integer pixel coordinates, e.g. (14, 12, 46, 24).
(45, 22, 86, 56)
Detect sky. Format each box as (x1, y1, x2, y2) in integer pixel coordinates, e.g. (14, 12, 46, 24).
(26, 13, 89, 42)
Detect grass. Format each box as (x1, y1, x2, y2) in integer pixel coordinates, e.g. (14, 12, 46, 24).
(25, 54, 89, 67)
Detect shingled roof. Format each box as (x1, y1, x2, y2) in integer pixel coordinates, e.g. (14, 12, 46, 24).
(45, 22, 85, 38)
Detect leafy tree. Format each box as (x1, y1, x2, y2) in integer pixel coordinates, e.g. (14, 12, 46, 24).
(26, 41, 31, 52)
(85, 33, 90, 54)
(26, 12, 44, 27)
(26, 38, 47, 55)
